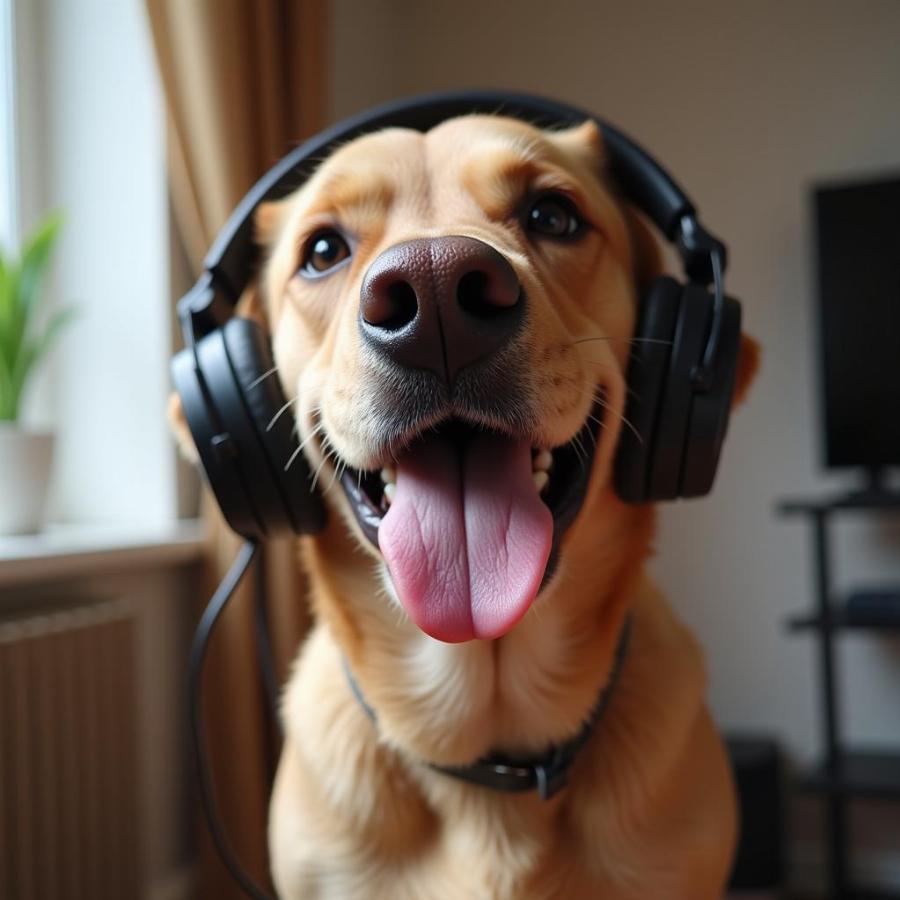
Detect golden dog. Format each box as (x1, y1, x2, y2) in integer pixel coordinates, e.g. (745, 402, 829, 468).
(174, 114, 758, 898)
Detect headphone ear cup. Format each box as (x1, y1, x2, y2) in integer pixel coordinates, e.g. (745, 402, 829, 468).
(171, 318, 326, 539)
(679, 292, 742, 497)
(645, 282, 713, 500)
(615, 278, 743, 504)
(222, 318, 327, 534)
(614, 277, 682, 503)
(173, 335, 263, 538)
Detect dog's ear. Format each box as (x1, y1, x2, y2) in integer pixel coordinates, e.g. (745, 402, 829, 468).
(732, 333, 761, 409)
(234, 279, 268, 327)
(254, 199, 287, 249)
(550, 119, 605, 172)
(551, 122, 665, 291)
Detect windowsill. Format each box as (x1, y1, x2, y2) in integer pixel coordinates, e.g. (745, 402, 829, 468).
(0, 518, 205, 587)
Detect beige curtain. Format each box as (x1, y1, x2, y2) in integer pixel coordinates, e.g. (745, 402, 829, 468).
(145, 2, 328, 897)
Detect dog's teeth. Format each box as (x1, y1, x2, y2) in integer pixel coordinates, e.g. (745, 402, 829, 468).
(383, 482, 396, 505)
(380, 466, 396, 485)
(533, 449, 553, 473)
(532, 470, 549, 494)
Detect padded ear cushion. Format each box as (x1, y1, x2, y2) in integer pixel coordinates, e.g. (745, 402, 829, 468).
(680, 293, 742, 497)
(614, 276, 682, 503)
(170, 318, 326, 539)
(647, 282, 713, 500)
(172, 340, 265, 538)
(221, 318, 327, 535)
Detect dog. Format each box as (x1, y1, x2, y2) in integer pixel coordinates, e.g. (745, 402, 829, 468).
(172, 113, 758, 898)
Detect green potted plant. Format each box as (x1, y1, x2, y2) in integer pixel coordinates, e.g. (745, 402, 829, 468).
(0, 214, 74, 534)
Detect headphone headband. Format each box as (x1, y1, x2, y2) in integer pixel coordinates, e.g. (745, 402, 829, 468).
(172, 87, 744, 549)
(179, 90, 726, 343)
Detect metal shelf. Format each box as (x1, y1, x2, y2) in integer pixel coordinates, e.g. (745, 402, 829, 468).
(787, 608, 900, 632)
(789, 891, 900, 900)
(778, 491, 900, 516)
(797, 750, 900, 800)
(778, 491, 900, 899)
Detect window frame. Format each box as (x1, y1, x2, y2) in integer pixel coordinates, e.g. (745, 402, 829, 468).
(0, 0, 19, 247)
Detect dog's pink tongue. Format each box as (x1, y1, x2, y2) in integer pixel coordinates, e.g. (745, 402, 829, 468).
(379, 433, 552, 642)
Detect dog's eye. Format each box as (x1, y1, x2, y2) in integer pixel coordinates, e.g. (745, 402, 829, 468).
(525, 193, 584, 239)
(300, 229, 351, 277)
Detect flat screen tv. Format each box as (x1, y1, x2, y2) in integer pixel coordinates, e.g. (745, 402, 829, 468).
(813, 174, 900, 486)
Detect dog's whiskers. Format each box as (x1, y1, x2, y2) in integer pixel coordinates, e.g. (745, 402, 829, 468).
(574, 357, 636, 378)
(583, 415, 600, 450)
(310, 457, 328, 492)
(571, 376, 641, 409)
(310, 446, 332, 492)
(312, 432, 345, 493)
(594, 392, 643, 446)
(571, 432, 588, 469)
(571, 336, 674, 348)
(248, 365, 281, 389)
(284, 420, 325, 473)
(266, 397, 299, 432)
(326, 453, 349, 494)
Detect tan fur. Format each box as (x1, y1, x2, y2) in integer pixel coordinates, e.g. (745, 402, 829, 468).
(174, 115, 751, 898)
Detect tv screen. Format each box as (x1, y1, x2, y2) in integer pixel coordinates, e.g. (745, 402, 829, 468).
(813, 175, 900, 470)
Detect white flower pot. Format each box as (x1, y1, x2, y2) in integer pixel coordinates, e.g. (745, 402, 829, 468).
(0, 424, 55, 534)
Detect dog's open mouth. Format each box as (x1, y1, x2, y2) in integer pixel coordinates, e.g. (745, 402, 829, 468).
(337, 400, 602, 643)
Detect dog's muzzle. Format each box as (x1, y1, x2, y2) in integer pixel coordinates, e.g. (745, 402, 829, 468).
(358, 235, 525, 387)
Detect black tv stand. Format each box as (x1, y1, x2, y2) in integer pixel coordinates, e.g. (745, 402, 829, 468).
(778, 490, 900, 899)
(835, 490, 900, 512)
(782, 489, 900, 514)
(853, 465, 896, 502)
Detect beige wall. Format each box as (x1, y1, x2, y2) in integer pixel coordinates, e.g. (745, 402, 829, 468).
(330, 0, 900, 884)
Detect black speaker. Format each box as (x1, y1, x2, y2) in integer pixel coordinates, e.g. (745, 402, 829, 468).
(727, 736, 786, 892)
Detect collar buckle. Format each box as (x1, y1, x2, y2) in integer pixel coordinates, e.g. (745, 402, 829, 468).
(534, 747, 570, 801)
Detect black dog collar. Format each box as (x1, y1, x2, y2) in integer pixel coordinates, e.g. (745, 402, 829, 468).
(343, 618, 632, 801)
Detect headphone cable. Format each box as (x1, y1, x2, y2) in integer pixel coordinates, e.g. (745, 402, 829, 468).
(188, 539, 277, 900)
(253, 543, 285, 735)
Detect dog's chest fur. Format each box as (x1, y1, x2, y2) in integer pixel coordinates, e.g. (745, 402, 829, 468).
(269, 569, 735, 900)
(273, 627, 573, 900)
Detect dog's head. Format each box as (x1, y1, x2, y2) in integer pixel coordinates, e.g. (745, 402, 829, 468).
(174, 114, 758, 643)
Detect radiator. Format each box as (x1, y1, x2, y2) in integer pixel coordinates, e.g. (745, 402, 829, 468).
(0, 599, 140, 900)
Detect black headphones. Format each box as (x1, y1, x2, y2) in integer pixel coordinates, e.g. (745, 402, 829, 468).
(172, 89, 743, 540)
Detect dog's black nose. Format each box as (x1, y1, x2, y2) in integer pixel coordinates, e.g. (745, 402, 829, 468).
(359, 236, 523, 384)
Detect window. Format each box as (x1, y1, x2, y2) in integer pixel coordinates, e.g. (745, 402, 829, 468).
(5, 0, 179, 527)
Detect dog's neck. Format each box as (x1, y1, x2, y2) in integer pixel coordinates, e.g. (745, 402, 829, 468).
(303, 486, 654, 768)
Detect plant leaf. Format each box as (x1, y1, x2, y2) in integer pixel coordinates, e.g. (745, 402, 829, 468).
(0, 258, 21, 373)
(0, 213, 67, 421)
(0, 343, 15, 420)
(18, 213, 63, 315)
(9, 214, 63, 375)
(10, 306, 77, 406)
